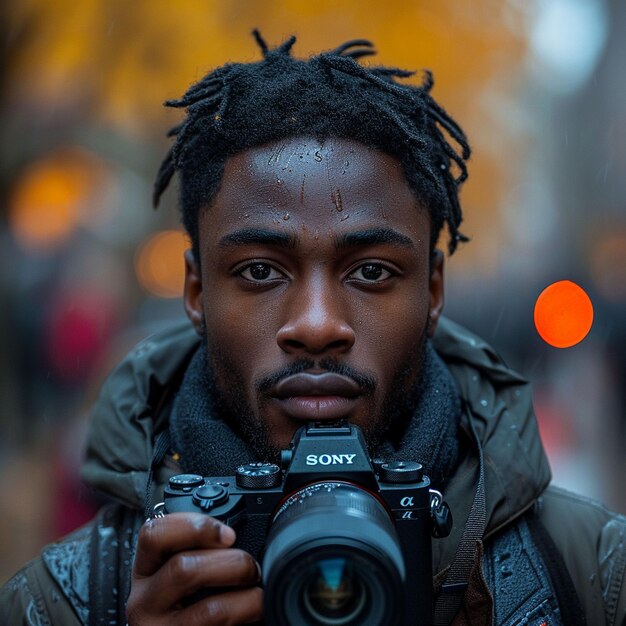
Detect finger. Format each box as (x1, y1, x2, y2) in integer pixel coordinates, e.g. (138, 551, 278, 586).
(150, 549, 261, 612)
(174, 586, 264, 626)
(133, 513, 236, 578)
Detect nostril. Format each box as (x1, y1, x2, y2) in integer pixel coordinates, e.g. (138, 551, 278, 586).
(282, 339, 307, 351)
(278, 333, 354, 355)
(326, 338, 351, 351)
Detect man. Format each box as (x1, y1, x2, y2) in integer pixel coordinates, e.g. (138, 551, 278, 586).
(1, 32, 625, 626)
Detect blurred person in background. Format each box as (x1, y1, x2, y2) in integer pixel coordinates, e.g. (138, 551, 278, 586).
(1, 32, 625, 626)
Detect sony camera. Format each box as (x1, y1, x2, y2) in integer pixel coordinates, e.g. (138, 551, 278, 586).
(157, 420, 452, 626)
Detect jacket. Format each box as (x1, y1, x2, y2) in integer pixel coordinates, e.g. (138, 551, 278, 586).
(1, 318, 625, 625)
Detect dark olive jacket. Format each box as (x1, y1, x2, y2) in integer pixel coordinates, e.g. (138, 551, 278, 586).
(1, 318, 625, 625)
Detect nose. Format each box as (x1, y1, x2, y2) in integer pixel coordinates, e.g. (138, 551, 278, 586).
(276, 277, 356, 356)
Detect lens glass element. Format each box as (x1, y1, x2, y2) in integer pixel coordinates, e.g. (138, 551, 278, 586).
(303, 557, 366, 624)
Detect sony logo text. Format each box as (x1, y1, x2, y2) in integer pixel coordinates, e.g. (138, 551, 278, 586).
(306, 454, 357, 466)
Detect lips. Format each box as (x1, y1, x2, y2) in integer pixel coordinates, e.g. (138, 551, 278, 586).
(272, 372, 362, 420)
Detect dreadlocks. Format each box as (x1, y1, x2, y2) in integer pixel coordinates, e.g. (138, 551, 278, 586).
(154, 30, 471, 261)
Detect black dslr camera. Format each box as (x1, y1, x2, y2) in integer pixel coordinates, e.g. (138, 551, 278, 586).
(157, 421, 452, 626)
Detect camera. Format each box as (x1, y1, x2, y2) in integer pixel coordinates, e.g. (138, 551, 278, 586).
(156, 421, 452, 626)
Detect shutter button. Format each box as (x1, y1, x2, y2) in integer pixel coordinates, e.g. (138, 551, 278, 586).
(192, 484, 229, 511)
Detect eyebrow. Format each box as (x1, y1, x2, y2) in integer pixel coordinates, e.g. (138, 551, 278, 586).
(335, 228, 416, 250)
(218, 228, 296, 249)
(217, 226, 416, 251)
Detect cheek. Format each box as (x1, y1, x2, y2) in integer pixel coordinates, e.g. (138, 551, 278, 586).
(203, 294, 277, 372)
(352, 288, 428, 378)
(357, 284, 428, 341)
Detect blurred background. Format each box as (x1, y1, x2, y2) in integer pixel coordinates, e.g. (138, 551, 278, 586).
(1, 0, 624, 584)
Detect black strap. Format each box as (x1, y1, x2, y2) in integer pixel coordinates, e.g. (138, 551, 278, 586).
(87, 431, 172, 626)
(88, 503, 143, 626)
(526, 509, 587, 626)
(143, 429, 172, 519)
(433, 407, 487, 625)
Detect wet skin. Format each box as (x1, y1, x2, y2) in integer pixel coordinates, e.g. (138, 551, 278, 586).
(184, 136, 444, 452)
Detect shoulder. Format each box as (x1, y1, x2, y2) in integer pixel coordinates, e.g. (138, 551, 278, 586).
(538, 485, 626, 626)
(0, 524, 91, 626)
(0, 503, 143, 626)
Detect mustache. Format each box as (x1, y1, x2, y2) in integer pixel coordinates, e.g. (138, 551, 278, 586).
(255, 358, 377, 394)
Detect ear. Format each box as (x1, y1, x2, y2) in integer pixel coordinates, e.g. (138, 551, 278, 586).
(183, 249, 205, 336)
(427, 249, 444, 337)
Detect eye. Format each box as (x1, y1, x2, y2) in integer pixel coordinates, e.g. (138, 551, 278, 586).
(238, 262, 284, 282)
(348, 263, 393, 282)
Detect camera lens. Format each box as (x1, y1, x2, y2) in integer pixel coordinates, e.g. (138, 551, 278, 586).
(302, 557, 366, 624)
(263, 482, 404, 626)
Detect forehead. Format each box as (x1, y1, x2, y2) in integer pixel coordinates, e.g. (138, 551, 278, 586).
(200, 136, 429, 245)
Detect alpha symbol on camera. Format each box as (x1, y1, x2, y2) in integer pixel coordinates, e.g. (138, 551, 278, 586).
(400, 496, 415, 507)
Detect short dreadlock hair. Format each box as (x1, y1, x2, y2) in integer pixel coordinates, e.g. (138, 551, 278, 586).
(154, 31, 470, 262)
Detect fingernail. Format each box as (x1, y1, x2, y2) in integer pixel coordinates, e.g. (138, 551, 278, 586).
(220, 524, 236, 545)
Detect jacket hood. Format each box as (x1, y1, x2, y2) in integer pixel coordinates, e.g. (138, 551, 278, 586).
(81, 318, 551, 569)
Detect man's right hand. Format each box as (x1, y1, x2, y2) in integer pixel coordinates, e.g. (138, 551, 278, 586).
(126, 512, 263, 625)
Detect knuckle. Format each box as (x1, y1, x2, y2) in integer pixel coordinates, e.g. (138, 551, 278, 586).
(205, 597, 230, 625)
(189, 514, 222, 542)
(167, 552, 198, 583)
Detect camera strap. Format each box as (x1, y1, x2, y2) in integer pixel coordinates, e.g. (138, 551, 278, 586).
(433, 406, 486, 625)
(143, 428, 173, 519)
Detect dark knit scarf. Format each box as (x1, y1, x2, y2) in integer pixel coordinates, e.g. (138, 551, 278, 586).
(169, 340, 461, 488)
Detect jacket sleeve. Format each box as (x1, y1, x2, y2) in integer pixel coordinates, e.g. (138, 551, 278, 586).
(539, 486, 626, 626)
(0, 557, 84, 626)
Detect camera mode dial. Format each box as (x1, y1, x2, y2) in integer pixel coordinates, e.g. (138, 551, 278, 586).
(236, 463, 281, 489)
(378, 461, 423, 483)
(168, 474, 204, 491)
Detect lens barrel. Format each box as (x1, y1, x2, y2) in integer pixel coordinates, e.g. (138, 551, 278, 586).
(263, 481, 405, 626)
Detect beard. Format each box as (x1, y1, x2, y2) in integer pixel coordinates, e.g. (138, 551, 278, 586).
(201, 327, 429, 462)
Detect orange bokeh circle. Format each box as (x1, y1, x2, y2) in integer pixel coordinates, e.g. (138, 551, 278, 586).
(135, 230, 189, 298)
(534, 280, 593, 348)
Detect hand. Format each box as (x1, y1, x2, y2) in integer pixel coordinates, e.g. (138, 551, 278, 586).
(126, 512, 263, 625)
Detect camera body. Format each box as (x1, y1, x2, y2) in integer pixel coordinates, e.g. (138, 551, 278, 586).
(159, 421, 451, 626)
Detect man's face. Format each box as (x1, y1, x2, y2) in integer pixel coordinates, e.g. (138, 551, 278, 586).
(184, 137, 444, 455)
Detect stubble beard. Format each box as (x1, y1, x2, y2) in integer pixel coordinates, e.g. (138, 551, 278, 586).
(201, 329, 428, 462)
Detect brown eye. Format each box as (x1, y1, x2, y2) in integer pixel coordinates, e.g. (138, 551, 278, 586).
(349, 264, 392, 282)
(239, 263, 283, 282)
(250, 263, 271, 280)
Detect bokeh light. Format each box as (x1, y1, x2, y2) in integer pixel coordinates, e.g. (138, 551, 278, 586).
(8, 148, 113, 253)
(9, 155, 82, 252)
(534, 280, 594, 348)
(134, 230, 189, 298)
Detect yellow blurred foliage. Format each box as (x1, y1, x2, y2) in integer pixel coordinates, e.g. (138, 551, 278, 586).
(5, 0, 529, 271)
